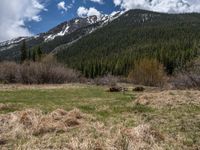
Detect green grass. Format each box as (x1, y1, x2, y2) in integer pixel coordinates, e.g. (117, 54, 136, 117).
(0, 85, 139, 119)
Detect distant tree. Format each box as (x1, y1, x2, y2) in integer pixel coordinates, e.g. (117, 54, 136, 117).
(28, 49, 31, 61)
(32, 50, 36, 62)
(20, 40, 27, 63)
(37, 46, 43, 61)
(128, 58, 166, 87)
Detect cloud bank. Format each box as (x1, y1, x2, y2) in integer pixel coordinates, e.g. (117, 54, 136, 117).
(0, 0, 46, 42)
(113, 0, 200, 13)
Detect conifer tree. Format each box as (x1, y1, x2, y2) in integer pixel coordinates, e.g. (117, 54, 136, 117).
(20, 40, 27, 63)
(37, 46, 42, 61)
(32, 50, 36, 62)
(28, 49, 31, 61)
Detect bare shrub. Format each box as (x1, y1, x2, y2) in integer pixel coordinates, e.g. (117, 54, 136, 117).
(0, 61, 20, 83)
(172, 57, 200, 89)
(94, 74, 118, 86)
(0, 56, 79, 84)
(129, 58, 166, 87)
(42, 64, 78, 84)
(18, 61, 79, 84)
(19, 61, 43, 84)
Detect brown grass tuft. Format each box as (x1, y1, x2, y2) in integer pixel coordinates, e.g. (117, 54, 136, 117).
(116, 124, 164, 150)
(0, 108, 83, 139)
(0, 103, 16, 111)
(0, 108, 166, 149)
(135, 90, 200, 108)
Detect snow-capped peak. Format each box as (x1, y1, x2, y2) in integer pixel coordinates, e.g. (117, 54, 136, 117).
(45, 24, 70, 41)
(43, 11, 124, 42)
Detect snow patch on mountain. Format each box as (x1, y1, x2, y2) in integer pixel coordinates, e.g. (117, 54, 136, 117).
(75, 19, 80, 24)
(45, 25, 70, 41)
(0, 37, 27, 47)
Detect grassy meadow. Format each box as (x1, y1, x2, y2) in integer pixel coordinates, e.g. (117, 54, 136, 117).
(0, 84, 199, 149)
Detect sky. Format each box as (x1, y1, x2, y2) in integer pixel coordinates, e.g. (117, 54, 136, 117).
(0, 0, 200, 42)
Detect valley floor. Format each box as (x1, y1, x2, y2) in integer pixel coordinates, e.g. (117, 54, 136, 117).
(0, 84, 199, 149)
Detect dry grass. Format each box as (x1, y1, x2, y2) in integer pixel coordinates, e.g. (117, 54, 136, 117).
(0, 83, 87, 91)
(0, 108, 165, 150)
(0, 103, 15, 111)
(135, 90, 200, 109)
(0, 108, 83, 137)
(0, 84, 199, 149)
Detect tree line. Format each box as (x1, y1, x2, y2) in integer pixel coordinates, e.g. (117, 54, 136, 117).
(20, 40, 43, 63)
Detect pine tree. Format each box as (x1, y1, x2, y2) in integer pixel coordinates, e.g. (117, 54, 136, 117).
(20, 40, 27, 63)
(32, 50, 36, 62)
(28, 49, 31, 61)
(37, 46, 42, 61)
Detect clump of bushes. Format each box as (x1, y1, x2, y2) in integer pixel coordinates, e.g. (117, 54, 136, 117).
(172, 57, 200, 89)
(0, 55, 79, 84)
(128, 58, 166, 87)
(94, 74, 118, 86)
(0, 61, 20, 84)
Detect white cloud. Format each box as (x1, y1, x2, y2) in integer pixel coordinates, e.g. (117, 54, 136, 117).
(57, 1, 68, 12)
(89, 0, 104, 4)
(77, 7, 102, 18)
(57, 1, 74, 14)
(113, 0, 200, 13)
(0, 0, 46, 42)
(32, 16, 42, 22)
(113, 0, 122, 6)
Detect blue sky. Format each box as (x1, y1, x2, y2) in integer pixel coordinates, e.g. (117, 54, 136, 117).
(27, 0, 119, 34)
(1, 0, 200, 42)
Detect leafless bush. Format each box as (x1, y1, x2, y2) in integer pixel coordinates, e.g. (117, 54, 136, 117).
(19, 62, 43, 84)
(0, 61, 20, 83)
(172, 57, 200, 89)
(19, 62, 79, 84)
(128, 58, 167, 87)
(0, 56, 79, 84)
(94, 74, 118, 86)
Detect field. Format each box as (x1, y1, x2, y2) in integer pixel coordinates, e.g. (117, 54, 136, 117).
(0, 84, 200, 149)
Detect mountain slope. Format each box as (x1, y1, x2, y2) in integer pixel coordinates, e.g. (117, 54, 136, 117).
(0, 12, 122, 61)
(57, 9, 200, 77)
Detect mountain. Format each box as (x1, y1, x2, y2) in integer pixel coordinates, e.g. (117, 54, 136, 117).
(0, 11, 123, 61)
(1, 9, 200, 78)
(56, 9, 200, 77)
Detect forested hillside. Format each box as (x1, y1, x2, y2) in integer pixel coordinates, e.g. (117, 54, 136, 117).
(0, 17, 103, 61)
(57, 9, 200, 78)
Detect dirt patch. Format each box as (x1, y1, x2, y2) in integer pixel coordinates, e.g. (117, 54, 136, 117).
(135, 90, 200, 108)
